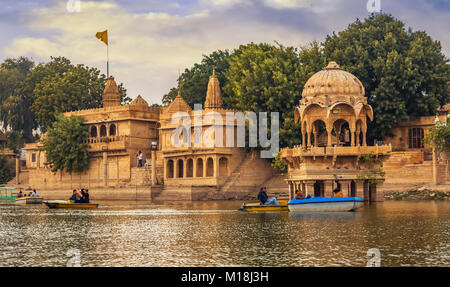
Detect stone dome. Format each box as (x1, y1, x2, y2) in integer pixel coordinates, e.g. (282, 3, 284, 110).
(301, 62, 365, 99)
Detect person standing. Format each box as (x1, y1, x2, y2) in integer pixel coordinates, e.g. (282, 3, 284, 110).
(137, 151, 143, 167)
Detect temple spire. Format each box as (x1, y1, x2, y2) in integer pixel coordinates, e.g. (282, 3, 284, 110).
(102, 76, 121, 107)
(204, 69, 223, 110)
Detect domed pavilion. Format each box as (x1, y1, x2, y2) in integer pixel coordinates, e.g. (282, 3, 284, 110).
(281, 62, 391, 202)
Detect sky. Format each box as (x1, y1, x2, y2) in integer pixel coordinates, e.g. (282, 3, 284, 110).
(0, 0, 449, 105)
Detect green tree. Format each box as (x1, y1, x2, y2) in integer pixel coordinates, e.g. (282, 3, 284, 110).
(0, 57, 35, 141)
(41, 115, 90, 173)
(223, 43, 304, 148)
(323, 14, 450, 141)
(0, 155, 12, 184)
(162, 50, 232, 107)
(425, 121, 450, 154)
(31, 57, 129, 132)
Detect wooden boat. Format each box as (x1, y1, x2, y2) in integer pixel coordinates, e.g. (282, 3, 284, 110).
(0, 186, 21, 203)
(15, 196, 44, 204)
(288, 197, 363, 212)
(44, 200, 98, 209)
(239, 200, 288, 212)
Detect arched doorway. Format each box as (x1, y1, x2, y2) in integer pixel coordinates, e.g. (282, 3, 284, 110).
(100, 125, 107, 137)
(109, 124, 116, 137)
(196, 158, 203, 177)
(312, 120, 327, 147)
(186, 158, 193, 177)
(219, 157, 228, 177)
(167, 160, 174, 178)
(90, 126, 97, 138)
(177, 159, 184, 178)
(314, 181, 324, 197)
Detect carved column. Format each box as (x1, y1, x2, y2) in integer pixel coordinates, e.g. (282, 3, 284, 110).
(304, 180, 315, 197)
(324, 180, 334, 198)
(151, 150, 156, 185)
(102, 149, 108, 187)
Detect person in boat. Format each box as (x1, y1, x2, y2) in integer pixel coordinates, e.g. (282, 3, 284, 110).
(332, 180, 343, 198)
(69, 190, 77, 201)
(83, 189, 90, 203)
(257, 187, 279, 205)
(75, 190, 83, 203)
(17, 191, 24, 198)
(294, 189, 305, 200)
(31, 189, 40, 197)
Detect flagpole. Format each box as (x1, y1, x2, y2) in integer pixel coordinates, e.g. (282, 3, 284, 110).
(107, 38, 109, 78)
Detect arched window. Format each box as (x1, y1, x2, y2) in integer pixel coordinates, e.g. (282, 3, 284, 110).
(408, 128, 424, 148)
(167, 160, 174, 178)
(177, 159, 184, 178)
(206, 157, 214, 177)
(109, 124, 116, 136)
(100, 125, 107, 137)
(186, 158, 193, 177)
(90, 126, 97, 138)
(196, 158, 203, 177)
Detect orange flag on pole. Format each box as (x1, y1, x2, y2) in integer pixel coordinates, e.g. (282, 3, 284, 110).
(96, 30, 108, 45)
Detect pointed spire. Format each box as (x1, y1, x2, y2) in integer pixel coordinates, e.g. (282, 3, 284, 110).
(102, 76, 121, 107)
(204, 69, 223, 110)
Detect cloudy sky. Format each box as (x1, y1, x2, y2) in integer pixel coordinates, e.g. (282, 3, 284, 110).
(0, 0, 449, 104)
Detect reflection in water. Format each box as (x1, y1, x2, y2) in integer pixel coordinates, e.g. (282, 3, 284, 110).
(0, 201, 449, 266)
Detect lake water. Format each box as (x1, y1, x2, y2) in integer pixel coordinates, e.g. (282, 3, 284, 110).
(0, 200, 449, 266)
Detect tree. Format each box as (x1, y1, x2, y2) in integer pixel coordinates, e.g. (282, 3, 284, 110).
(41, 115, 90, 173)
(323, 14, 450, 141)
(30, 57, 129, 132)
(425, 121, 450, 154)
(0, 155, 12, 184)
(0, 57, 35, 141)
(162, 50, 232, 107)
(223, 43, 304, 148)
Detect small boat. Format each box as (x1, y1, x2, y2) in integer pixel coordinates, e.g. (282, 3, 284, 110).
(238, 200, 288, 212)
(15, 196, 44, 205)
(44, 200, 98, 209)
(0, 186, 21, 203)
(288, 197, 363, 212)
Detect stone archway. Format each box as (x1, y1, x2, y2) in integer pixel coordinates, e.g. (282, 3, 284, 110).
(177, 159, 184, 178)
(167, 160, 174, 179)
(206, 157, 214, 177)
(196, 158, 203, 177)
(186, 158, 193, 178)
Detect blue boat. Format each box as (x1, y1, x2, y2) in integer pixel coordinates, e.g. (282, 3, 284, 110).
(288, 196, 364, 212)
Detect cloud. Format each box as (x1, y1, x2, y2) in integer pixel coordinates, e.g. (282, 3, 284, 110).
(1, 0, 449, 105)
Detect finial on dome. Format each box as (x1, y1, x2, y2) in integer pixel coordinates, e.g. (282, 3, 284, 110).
(325, 61, 340, 70)
(212, 68, 215, 77)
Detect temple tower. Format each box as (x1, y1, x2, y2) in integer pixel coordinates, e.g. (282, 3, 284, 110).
(102, 76, 121, 107)
(204, 69, 223, 110)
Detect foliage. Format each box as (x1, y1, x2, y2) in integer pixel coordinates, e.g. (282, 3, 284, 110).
(425, 121, 450, 153)
(30, 57, 129, 132)
(323, 14, 450, 142)
(0, 155, 12, 184)
(4, 130, 22, 154)
(271, 152, 287, 173)
(0, 57, 35, 141)
(40, 115, 90, 173)
(162, 50, 232, 107)
(357, 153, 386, 185)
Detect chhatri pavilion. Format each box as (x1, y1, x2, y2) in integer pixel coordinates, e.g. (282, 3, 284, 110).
(281, 62, 392, 201)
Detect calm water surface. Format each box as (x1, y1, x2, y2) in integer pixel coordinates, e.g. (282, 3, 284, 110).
(0, 200, 449, 266)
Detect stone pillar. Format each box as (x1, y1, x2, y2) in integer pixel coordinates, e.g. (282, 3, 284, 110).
(203, 158, 207, 177)
(151, 150, 156, 186)
(15, 157, 20, 185)
(102, 149, 108, 187)
(174, 159, 179, 178)
(183, 158, 187, 178)
(362, 128, 367, 146)
(350, 130, 355, 147)
(340, 180, 351, 197)
(304, 180, 315, 197)
(432, 147, 438, 185)
(313, 130, 318, 147)
(302, 132, 306, 149)
(327, 127, 332, 147)
(213, 156, 218, 178)
(163, 159, 167, 179)
(307, 132, 311, 148)
(324, 180, 334, 198)
(355, 181, 364, 199)
(374, 181, 385, 202)
(193, 157, 197, 178)
(356, 130, 361, 147)
(288, 182, 292, 200)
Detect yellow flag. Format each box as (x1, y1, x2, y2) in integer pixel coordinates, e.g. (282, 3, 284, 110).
(96, 30, 108, 45)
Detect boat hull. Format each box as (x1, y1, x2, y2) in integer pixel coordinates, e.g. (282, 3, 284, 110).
(15, 197, 43, 204)
(239, 200, 288, 212)
(288, 197, 363, 212)
(44, 200, 98, 209)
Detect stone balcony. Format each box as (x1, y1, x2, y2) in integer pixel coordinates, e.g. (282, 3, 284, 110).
(281, 144, 392, 158)
(85, 135, 128, 152)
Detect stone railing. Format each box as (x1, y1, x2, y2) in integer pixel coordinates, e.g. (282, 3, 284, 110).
(85, 135, 128, 151)
(281, 144, 392, 158)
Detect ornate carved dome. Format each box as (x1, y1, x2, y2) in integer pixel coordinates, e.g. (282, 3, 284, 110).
(301, 61, 365, 100)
